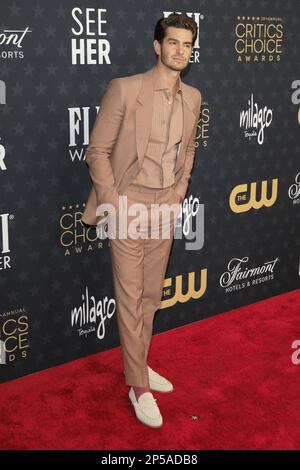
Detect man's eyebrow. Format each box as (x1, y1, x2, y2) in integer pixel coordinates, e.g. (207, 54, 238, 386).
(167, 37, 192, 44)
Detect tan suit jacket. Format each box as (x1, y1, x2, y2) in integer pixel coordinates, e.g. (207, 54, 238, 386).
(81, 65, 202, 227)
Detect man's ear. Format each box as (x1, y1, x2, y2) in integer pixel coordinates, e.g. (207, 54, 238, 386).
(153, 39, 160, 56)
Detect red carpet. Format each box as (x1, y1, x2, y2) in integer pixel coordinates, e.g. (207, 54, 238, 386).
(1, 288, 300, 450)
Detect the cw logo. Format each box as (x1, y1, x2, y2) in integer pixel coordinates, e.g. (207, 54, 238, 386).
(229, 179, 278, 213)
(160, 269, 207, 309)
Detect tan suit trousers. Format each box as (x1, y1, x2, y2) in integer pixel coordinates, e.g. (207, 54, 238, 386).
(107, 182, 181, 387)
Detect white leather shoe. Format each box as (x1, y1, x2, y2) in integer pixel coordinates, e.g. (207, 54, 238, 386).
(148, 365, 174, 393)
(129, 387, 163, 428)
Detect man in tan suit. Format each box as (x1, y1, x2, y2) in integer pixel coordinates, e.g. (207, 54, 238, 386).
(81, 13, 201, 428)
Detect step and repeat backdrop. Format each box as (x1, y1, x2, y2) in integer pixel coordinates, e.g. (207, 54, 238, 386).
(0, 1, 299, 383)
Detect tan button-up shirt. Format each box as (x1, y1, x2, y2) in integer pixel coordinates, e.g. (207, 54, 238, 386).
(131, 65, 183, 188)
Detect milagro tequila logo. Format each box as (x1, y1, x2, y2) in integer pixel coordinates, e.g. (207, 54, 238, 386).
(288, 172, 300, 205)
(71, 286, 116, 339)
(240, 93, 273, 144)
(220, 256, 279, 293)
(180, 195, 204, 251)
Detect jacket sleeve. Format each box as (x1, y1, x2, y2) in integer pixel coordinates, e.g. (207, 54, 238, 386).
(173, 90, 202, 201)
(85, 78, 124, 205)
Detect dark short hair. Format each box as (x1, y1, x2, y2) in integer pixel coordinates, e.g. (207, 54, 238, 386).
(154, 12, 198, 48)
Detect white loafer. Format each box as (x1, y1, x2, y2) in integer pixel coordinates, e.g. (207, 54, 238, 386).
(129, 387, 163, 428)
(148, 365, 174, 393)
(123, 366, 174, 393)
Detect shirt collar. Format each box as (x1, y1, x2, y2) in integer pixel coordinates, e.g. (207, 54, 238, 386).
(153, 65, 182, 94)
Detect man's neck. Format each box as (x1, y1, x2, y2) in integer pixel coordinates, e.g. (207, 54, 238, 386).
(155, 63, 180, 93)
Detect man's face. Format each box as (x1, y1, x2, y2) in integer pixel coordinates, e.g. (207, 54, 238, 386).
(154, 26, 194, 72)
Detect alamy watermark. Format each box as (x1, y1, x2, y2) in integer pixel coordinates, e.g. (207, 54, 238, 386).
(95, 194, 204, 251)
(0, 339, 6, 365)
(291, 340, 300, 365)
